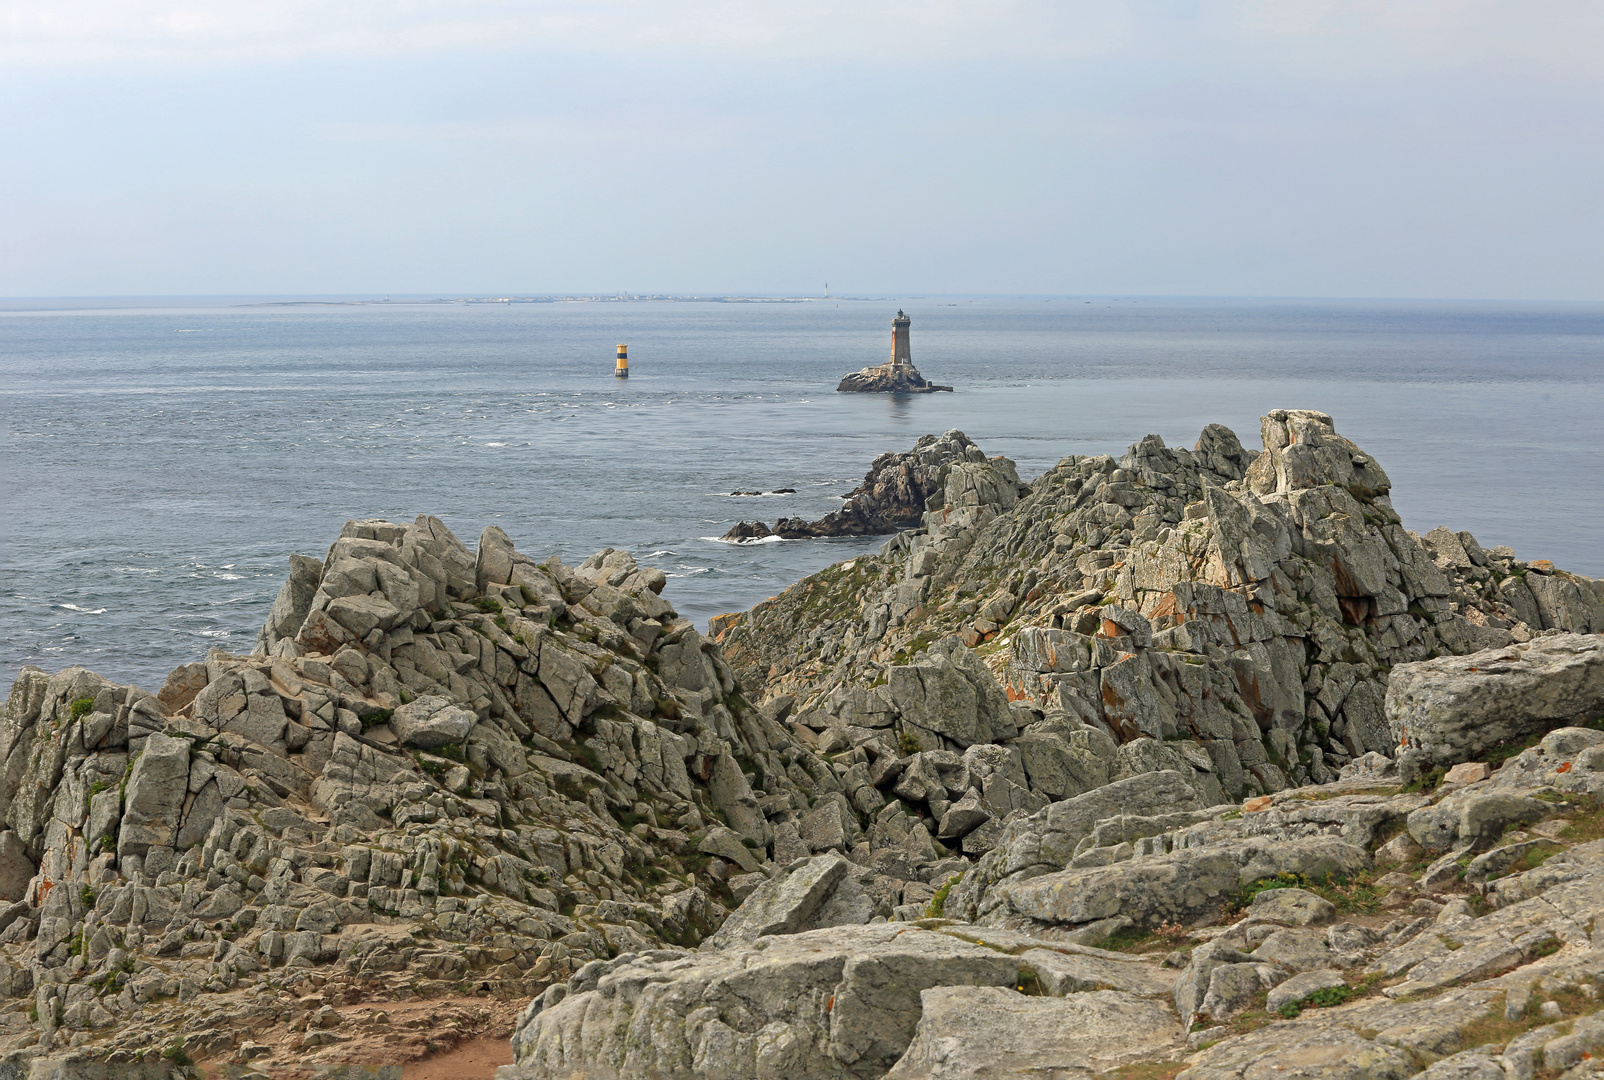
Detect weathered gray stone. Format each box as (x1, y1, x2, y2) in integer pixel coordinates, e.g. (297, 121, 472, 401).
(255, 552, 323, 654)
(987, 835, 1368, 934)
(1406, 791, 1551, 852)
(510, 924, 1026, 1079)
(117, 732, 191, 858)
(702, 853, 851, 950)
(1250, 928, 1333, 972)
(1016, 944, 1176, 998)
(887, 638, 1013, 748)
(693, 826, 759, 878)
(936, 791, 990, 839)
(389, 695, 477, 749)
(0, 831, 34, 901)
(1265, 968, 1349, 1014)
(1388, 634, 1604, 766)
(1248, 887, 1336, 927)
(1198, 962, 1277, 1024)
(886, 986, 1181, 1079)
(708, 748, 765, 845)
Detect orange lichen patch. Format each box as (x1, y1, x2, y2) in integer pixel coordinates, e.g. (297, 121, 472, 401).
(1148, 593, 1180, 624)
(1100, 619, 1121, 637)
(1558, 762, 1574, 774)
(1533, 560, 1555, 572)
(1243, 796, 1274, 813)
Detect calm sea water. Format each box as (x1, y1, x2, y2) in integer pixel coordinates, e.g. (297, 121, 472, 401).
(3, 296, 1601, 691)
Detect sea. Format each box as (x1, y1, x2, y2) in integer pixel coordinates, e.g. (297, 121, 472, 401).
(3, 295, 1602, 693)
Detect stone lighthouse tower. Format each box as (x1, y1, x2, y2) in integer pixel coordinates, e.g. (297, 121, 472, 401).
(835, 308, 953, 393)
(890, 310, 913, 368)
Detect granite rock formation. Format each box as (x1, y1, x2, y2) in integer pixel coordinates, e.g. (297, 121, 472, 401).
(716, 411, 1602, 832)
(721, 431, 1017, 543)
(501, 727, 1604, 1080)
(5, 408, 1603, 1079)
(0, 519, 870, 1071)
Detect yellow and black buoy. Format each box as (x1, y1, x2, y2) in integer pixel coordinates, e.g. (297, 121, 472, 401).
(615, 344, 629, 378)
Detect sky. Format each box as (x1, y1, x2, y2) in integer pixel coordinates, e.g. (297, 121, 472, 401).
(3, 1, 1603, 299)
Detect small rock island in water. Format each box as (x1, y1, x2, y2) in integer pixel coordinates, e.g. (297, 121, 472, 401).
(836, 310, 954, 393)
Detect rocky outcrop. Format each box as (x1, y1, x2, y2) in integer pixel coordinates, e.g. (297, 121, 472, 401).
(1387, 634, 1604, 766)
(836, 363, 952, 394)
(716, 411, 1603, 845)
(503, 728, 1604, 1080)
(0, 519, 889, 1071)
(722, 431, 1010, 542)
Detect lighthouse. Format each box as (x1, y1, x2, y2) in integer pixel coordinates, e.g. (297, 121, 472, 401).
(889, 310, 912, 368)
(835, 309, 953, 393)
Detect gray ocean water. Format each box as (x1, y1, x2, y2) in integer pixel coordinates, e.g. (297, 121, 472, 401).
(3, 296, 1601, 692)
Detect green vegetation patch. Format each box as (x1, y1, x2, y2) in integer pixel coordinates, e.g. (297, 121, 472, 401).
(925, 875, 961, 919)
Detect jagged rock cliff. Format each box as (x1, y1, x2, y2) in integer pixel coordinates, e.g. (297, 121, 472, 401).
(0, 517, 873, 1070)
(715, 411, 1604, 854)
(4, 411, 1602, 1079)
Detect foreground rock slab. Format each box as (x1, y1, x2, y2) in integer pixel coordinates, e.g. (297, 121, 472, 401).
(1387, 634, 1604, 766)
(886, 985, 1181, 1080)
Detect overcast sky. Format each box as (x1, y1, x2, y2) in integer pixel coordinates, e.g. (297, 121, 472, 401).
(4, 1, 1602, 298)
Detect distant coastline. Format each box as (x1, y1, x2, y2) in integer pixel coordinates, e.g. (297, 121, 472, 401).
(246, 294, 860, 306)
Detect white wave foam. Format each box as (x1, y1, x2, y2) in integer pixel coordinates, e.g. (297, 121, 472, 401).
(484, 442, 507, 447)
(664, 567, 712, 576)
(215, 573, 243, 580)
(701, 535, 785, 545)
(642, 550, 675, 558)
(58, 603, 107, 614)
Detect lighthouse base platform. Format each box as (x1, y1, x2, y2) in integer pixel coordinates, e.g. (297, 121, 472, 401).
(835, 361, 953, 393)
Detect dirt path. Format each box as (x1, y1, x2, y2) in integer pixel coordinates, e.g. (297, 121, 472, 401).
(403, 1036, 513, 1078)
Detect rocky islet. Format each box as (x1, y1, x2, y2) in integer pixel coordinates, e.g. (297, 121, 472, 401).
(1, 409, 1602, 1080)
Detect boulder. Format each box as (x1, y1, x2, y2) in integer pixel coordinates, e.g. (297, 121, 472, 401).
(1016, 945, 1176, 998)
(255, 553, 323, 654)
(1387, 634, 1604, 765)
(117, 732, 192, 858)
(696, 825, 762, 875)
(0, 832, 35, 901)
(936, 791, 991, 839)
(1198, 962, 1279, 1023)
(389, 696, 477, 749)
(888, 639, 1013, 748)
(701, 853, 872, 951)
(1266, 969, 1349, 1014)
(1248, 887, 1336, 927)
(885, 986, 1181, 1080)
(509, 924, 1025, 1079)
(988, 836, 1369, 934)
(1251, 928, 1334, 972)
(1406, 791, 1552, 852)
(1173, 939, 1257, 1030)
